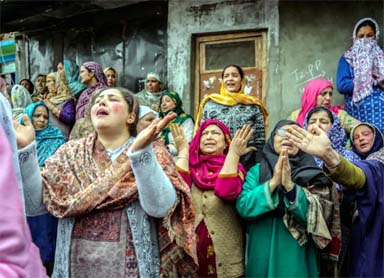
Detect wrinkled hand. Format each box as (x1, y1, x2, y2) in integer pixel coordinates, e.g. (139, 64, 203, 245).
(228, 124, 256, 157)
(281, 149, 294, 192)
(286, 125, 331, 158)
(13, 115, 35, 149)
(130, 112, 177, 152)
(170, 124, 189, 154)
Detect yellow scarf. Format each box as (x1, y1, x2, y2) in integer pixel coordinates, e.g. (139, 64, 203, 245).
(194, 80, 269, 133)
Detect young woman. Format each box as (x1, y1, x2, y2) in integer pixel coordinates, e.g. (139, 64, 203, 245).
(236, 120, 337, 277)
(286, 123, 384, 277)
(336, 17, 384, 133)
(195, 64, 268, 170)
(103, 66, 118, 87)
(15, 87, 197, 277)
(159, 91, 194, 158)
(171, 119, 253, 277)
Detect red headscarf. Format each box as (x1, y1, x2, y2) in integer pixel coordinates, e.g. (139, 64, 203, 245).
(296, 78, 343, 127)
(189, 119, 246, 190)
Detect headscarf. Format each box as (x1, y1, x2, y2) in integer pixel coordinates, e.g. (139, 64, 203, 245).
(296, 78, 343, 127)
(351, 122, 384, 159)
(159, 91, 193, 145)
(0, 94, 25, 211)
(64, 59, 86, 97)
(75, 61, 108, 120)
(10, 85, 32, 121)
(260, 119, 332, 186)
(103, 66, 118, 86)
(304, 106, 360, 167)
(344, 18, 384, 103)
(0, 124, 46, 278)
(194, 79, 268, 133)
(22, 102, 66, 166)
(45, 71, 73, 105)
(139, 105, 158, 120)
(189, 119, 246, 190)
(146, 72, 161, 83)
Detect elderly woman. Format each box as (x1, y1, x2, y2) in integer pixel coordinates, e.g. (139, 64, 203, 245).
(336, 17, 384, 133)
(289, 78, 359, 134)
(287, 121, 384, 277)
(135, 72, 164, 111)
(22, 101, 66, 275)
(14, 87, 197, 277)
(43, 63, 76, 138)
(103, 66, 118, 87)
(159, 91, 194, 158)
(172, 119, 253, 277)
(195, 64, 268, 170)
(236, 120, 338, 277)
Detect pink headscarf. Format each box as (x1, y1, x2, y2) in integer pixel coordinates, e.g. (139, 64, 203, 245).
(296, 78, 343, 127)
(189, 119, 246, 190)
(0, 125, 46, 277)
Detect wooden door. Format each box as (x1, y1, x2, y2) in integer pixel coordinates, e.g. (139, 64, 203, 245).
(193, 31, 268, 115)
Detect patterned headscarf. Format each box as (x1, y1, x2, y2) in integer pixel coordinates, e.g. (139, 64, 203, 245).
(64, 59, 86, 97)
(159, 91, 193, 145)
(304, 106, 360, 167)
(10, 85, 32, 121)
(344, 18, 384, 103)
(45, 71, 73, 105)
(75, 62, 108, 120)
(296, 78, 343, 127)
(189, 119, 246, 190)
(351, 122, 384, 159)
(22, 102, 66, 166)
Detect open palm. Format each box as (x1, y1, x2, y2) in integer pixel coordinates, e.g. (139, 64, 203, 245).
(13, 115, 35, 149)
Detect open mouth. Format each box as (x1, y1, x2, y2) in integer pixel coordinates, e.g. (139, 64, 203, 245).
(96, 108, 109, 116)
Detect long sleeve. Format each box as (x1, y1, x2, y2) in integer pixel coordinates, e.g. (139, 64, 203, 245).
(336, 56, 354, 96)
(283, 186, 308, 226)
(58, 98, 76, 125)
(18, 142, 47, 216)
(127, 144, 177, 218)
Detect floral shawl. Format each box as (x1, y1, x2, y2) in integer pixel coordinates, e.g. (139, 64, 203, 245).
(296, 78, 343, 127)
(304, 107, 360, 167)
(189, 119, 246, 191)
(159, 91, 193, 145)
(42, 134, 197, 275)
(344, 18, 384, 103)
(46, 71, 74, 105)
(75, 62, 107, 120)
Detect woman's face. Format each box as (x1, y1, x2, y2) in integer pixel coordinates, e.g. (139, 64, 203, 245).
(20, 80, 31, 93)
(316, 87, 333, 107)
(223, 66, 242, 93)
(91, 89, 134, 132)
(80, 66, 95, 85)
(160, 95, 176, 112)
(35, 76, 46, 92)
(46, 78, 56, 94)
(353, 125, 375, 154)
(105, 69, 117, 87)
(137, 112, 156, 134)
(146, 77, 161, 93)
(199, 124, 227, 155)
(32, 105, 49, 130)
(356, 25, 376, 40)
(307, 110, 332, 133)
(273, 125, 299, 156)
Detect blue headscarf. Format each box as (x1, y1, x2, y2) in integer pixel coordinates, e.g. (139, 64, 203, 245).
(304, 106, 360, 167)
(351, 122, 384, 159)
(64, 59, 87, 97)
(22, 102, 66, 166)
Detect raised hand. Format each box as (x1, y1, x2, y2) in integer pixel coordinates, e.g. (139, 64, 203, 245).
(269, 150, 283, 193)
(130, 112, 177, 152)
(280, 148, 294, 192)
(170, 124, 189, 154)
(13, 114, 35, 149)
(228, 125, 256, 157)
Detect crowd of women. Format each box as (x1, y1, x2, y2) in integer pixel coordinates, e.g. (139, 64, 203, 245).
(0, 17, 383, 278)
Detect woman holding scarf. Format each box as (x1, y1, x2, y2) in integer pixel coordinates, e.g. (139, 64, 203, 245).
(236, 120, 338, 277)
(171, 119, 253, 277)
(195, 64, 268, 170)
(336, 17, 384, 133)
(159, 91, 194, 158)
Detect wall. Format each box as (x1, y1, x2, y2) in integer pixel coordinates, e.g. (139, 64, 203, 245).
(279, 1, 383, 120)
(167, 0, 281, 131)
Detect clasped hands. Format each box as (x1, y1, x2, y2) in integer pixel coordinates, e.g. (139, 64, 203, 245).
(270, 148, 294, 193)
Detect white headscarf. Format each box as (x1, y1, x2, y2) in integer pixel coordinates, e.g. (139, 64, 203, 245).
(139, 105, 158, 120)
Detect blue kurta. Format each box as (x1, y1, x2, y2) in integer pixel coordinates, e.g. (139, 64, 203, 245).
(336, 56, 384, 133)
